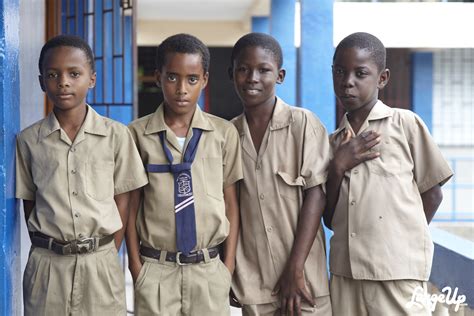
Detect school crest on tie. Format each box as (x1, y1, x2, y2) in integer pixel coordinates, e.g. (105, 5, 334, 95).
(177, 172, 192, 197)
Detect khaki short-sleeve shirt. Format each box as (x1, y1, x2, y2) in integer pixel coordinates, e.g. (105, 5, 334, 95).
(15, 105, 149, 241)
(329, 101, 453, 281)
(231, 98, 331, 305)
(128, 104, 243, 251)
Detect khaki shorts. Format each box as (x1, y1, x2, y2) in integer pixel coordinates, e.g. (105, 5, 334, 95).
(242, 295, 332, 316)
(134, 251, 232, 316)
(23, 241, 125, 316)
(330, 274, 431, 316)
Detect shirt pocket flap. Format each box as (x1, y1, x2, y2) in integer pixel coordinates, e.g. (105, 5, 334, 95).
(277, 171, 306, 187)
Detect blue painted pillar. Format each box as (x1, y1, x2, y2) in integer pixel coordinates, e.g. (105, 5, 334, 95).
(270, 0, 296, 105)
(0, 0, 21, 314)
(300, 0, 335, 132)
(252, 16, 270, 34)
(411, 52, 433, 131)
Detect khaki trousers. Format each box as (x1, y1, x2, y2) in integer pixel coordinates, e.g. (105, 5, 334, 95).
(242, 295, 332, 316)
(134, 251, 232, 316)
(23, 241, 126, 316)
(330, 274, 431, 316)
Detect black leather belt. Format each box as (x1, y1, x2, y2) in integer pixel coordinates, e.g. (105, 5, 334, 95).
(140, 245, 220, 265)
(29, 231, 114, 255)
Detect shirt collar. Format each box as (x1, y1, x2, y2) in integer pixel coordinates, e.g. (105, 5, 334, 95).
(232, 97, 292, 136)
(144, 103, 214, 135)
(38, 105, 107, 142)
(333, 100, 393, 137)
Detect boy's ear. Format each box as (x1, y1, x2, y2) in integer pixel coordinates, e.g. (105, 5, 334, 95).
(201, 72, 209, 89)
(38, 75, 46, 92)
(154, 69, 162, 88)
(377, 68, 390, 90)
(89, 72, 97, 89)
(227, 67, 233, 81)
(276, 68, 286, 84)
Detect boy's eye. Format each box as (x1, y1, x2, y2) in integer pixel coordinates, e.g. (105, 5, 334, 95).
(236, 66, 247, 73)
(189, 76, 198, 84)
(47, 73, 58, 78)
(167, 74, 176, 82)
(356, 71, 368, 77)
(333, 68, 344, 75)
(70, 72, 80, 78)
(259, 68, 271, 73)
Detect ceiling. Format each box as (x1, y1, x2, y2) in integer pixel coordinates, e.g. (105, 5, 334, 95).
(136, 0, 263, 21)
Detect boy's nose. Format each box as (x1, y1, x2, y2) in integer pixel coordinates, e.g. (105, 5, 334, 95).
(246, 69, 259, 82)
(57, 75, 71, 88)
(176, 81, 187, 95)
(342, 74, 355, 87)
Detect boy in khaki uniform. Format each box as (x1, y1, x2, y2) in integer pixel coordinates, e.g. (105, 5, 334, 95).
(324, 32, 453, 315)
(126, 33, 243, 315)
(16, 35, 148, 315)
(230, 33, 332, 316)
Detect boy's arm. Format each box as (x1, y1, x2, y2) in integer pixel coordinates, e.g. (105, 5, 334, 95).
(223, 183, 239, 274)
(125, 188, 143, 283)
(421, 185, 443, 224)
(23, 200, 35, 223)
(113, 191, 130, 249)
(323, 130, 380, 229)
(273, 185, 324, 315)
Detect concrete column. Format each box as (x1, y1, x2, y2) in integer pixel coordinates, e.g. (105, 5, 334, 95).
(0, 0, 21, 314)
(270, 0, 296, 105)
(252, 16, 270, 34)
(411, 52, 433, 131)
(300, 0, 335, 131)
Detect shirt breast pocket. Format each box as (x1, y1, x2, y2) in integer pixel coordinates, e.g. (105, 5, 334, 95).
(202, 157, 223, 201)
(85, 161, 114, 201)
(276, 171, 305, 201)
(367, 138, 401, 177)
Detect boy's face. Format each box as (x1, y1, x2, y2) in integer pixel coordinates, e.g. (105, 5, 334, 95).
(332, 47, 389, 114)
(231, 46, 285, 109)
(39, 46, 96, 112)
(155, 53, 208, 117)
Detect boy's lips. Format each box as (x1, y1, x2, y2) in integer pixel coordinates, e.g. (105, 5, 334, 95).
(56, 93, 74, 99)
(175, 99, 190, 106)
(242, 88, 261, 96)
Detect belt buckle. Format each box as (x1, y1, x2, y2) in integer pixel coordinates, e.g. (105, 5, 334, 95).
(175, 252, 190, 266)
(75, 237, 95, 254)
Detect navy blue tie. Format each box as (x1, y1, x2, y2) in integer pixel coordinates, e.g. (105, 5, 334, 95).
(146, 128, 203, 255)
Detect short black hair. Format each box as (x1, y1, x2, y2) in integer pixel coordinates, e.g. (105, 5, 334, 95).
(155, 33, 210, 73)
(38, 34, 95, 75)
(231, 32, 283, 69)
(334, 32, 386, 72)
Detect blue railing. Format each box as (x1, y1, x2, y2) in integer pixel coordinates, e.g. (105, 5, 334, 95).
(433, 157, 474, 222)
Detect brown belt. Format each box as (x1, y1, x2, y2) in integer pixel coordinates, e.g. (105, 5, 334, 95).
(29, 231, 114, 255)
(140, 245, 220, 265)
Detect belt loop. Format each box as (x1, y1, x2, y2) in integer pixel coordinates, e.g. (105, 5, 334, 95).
(202, 248, 211, 263)
(159, 250, 167, 264)
(94, 237, 100, 251)
(47, 238, 53, 250)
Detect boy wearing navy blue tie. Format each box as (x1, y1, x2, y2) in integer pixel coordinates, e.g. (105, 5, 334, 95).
(126, 33, 243, 315)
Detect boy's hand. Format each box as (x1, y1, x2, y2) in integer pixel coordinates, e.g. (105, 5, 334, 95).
(333, 130, 381, 173)
(129, 260, 143, 284)
(272, 264, 314, 316)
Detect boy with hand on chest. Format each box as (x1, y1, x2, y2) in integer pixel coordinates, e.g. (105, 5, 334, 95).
(324, 32, 453, 316)
(230, 33, 332, 316)
(126, 33, 243, 316)
(16, 35, 148, 315)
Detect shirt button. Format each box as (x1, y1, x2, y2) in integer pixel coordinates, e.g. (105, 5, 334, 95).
(260, 193, 265, 200)
(351, 232, 356, 238)
(256, 163, 261, 170)
(70, 147, 76, 152)
(74, 213, 80, 218)
(78, 233, 84, 238)
(353, 169, 359, 174)
(266, 226, 273, 233)
(350, 201, 356, 206)
(71, 169, 76, 174)
(72, 191, 78, 196)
